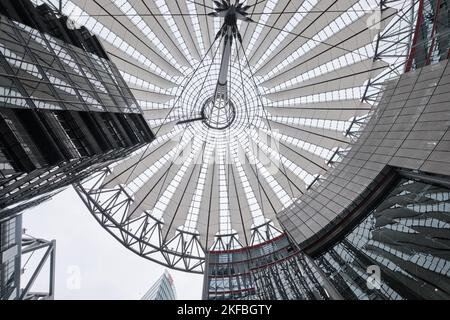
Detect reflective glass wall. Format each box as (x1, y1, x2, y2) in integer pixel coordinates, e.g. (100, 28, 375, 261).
(141, 271, 176, 300)
(0, 0, 154, 217)
(315, 171, 450, 299)
(0, 215, 21, 300)
(406, 0, 450, 71)
(204, 234, 333, 300)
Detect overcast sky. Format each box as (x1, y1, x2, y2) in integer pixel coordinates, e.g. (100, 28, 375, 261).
(23, 187, 203, 300)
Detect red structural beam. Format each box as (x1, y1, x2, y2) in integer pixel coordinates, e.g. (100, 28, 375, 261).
(426, 0, 442, 65)
(405, 0, 424, 72)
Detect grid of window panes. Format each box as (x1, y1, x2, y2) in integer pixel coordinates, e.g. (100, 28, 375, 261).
(205, 234, 328, 300)
(207, 249, 256, 300)
(141, 272, 176, 300)
(252, 251, 328, 300)
(315, 174, 450, 300)
(0, 15, 140, 114)
(0, 216, 21, 300)
(407, 0, 450, 70)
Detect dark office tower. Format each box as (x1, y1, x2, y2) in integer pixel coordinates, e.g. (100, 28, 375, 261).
(0, 0, 154, 219)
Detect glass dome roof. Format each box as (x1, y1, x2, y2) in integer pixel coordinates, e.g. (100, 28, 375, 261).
(65, 0, 413, 272)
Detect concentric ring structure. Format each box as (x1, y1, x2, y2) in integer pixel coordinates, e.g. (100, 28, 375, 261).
(68, 0, 417, 273)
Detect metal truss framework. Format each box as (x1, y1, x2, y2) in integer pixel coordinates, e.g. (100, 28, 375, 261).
(76, 168, 283, 273)
(74, 0, 419, 273)
(0, 143, 146, 221)
(19, 236, 56, 300)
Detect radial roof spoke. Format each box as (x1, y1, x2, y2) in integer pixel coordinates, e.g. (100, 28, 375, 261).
(196, 154, 220, 248)
(104, 48, 178, 89)
(155, 0, 199, 66)
(128, 137, 198, 218)
(249, 0, 344, 68)
(252, 0, 364, 70)
(235, 148, 280, 225)
(255, 7, 398, 80)
(159, 151, 206, 240)
(127, 0, 194, 67)
(194, 1, 215, 59)
(143, 108, 178, 121)
(267, 118, 351, 149)
(238, 139, 291, 214)
(165, 0, 203, 61)
(69, 0, 185, 78)
(72, 0, 411, 269)
(226, 164, 250, 246)
(252, 144, 307, 199)
(263, 59, 389, 101)
(235, 0, 267, 61)
(265, 100, 372, 120)
(258, 128, 330, 177)
(102, 130, 183, 188)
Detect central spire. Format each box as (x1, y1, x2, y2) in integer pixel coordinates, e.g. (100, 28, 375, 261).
(200, 1, 253, 130)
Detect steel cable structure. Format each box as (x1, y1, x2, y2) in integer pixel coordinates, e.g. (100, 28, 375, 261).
(38, 0, 421, 273)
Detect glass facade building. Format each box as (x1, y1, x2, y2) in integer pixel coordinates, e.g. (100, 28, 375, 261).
(203, 233, 340, 300)
(0, 0, 154, 219)
(405, 0, 450, 71)
(0, 215, 22, 300)
(141, 270, 177, 300)
(314, 171, 450, 300)
(0, 0, 152, 300)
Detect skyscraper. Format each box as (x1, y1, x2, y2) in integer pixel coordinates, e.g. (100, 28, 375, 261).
(0, 0, 153, 300)
(141, 270, 177, 300)
(0, 0, 154, 220)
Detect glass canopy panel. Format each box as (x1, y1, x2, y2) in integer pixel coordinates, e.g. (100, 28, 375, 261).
(41, 0, 416, 272)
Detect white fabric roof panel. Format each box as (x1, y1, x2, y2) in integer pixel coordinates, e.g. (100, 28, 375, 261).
(70, 0, 184, 78)
(100, 41, 178, 89)
(237, 0, 268, 58)
(265, 100, 372, 120)
(267, 119, 351, 149)
(246, 0, 307, 65)
(248, 0, 359, 67)
(196, 159, 220, 248)
(102, 134, 182, 187)
(71, 0, 404, 258)
(165, 0, 203, 62)
(256, 8, 397, 80)
(263, 60, 389, 101)
(128, 86, 175, 103)
(127, 0, 195, 66)
(252, 0, 362, 74)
